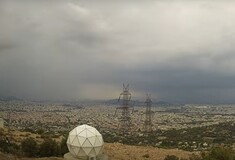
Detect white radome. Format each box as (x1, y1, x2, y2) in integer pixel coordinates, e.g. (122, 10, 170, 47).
(66, 124, 104, 158)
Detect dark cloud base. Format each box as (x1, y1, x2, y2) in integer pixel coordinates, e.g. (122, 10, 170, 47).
(1, 0, 235, 104)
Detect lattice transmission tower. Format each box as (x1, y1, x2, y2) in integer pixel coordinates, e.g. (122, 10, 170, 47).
(115, 84, 132, 130)
(144, 93, 153, 133)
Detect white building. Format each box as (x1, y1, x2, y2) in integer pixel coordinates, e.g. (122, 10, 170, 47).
(64, 124, 108, 160)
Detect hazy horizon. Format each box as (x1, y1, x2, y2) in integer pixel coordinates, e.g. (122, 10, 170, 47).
(1, 1, 235, 103)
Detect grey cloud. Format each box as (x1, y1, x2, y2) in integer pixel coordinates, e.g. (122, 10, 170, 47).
(1, 0, 235, 103)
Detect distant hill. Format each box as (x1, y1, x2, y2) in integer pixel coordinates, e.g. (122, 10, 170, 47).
(155, 101, 170, 105)
(104, 99, 172, 106)
(0, 97, 173, 106)
(0, 96, 22, 101)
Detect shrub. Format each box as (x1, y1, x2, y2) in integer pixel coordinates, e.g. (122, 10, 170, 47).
(203, 146, 234, 160)
(59, 138, 68, 156)
(188, 146, 235, 160)
(21, 137, 38, 157)
(39, 138, 60, 157)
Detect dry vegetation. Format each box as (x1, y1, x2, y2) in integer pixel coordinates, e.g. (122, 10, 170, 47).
(1, 128, 63, 145)
(105, 143, 192, 160)
(0, 152, 63, 160)
(0, 142, 192, 160)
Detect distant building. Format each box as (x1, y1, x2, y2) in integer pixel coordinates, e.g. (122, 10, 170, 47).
(0, 118, 4, 128)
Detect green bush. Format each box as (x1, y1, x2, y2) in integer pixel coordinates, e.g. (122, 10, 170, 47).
(189, 146, 235, 160)
(21, 137, 38, 157)
(39, 138, 60, 157)
(202, 147, 234, 160)
(59, 138, 68, 156)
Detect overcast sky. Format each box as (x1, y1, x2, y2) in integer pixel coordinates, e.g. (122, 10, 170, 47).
(1, 0, 235, 103)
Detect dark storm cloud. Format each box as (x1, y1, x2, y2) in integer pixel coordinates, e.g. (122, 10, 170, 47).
(1, 0, 235, 103)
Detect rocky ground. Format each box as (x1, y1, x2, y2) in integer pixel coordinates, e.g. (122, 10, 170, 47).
(0, 143, 192, 160)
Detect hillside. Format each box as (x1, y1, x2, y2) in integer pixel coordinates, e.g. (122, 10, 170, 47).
(0, 143, 191, 160)
(104, 143, 191, 160)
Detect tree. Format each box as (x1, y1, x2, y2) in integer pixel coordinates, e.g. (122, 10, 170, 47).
(21, 137, 38, 157)
(39, 138, 59, 157)
(59, 138, 68, 156)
